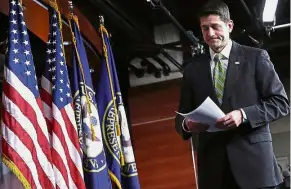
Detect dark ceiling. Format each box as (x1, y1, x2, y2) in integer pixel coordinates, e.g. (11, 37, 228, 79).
(73, 0, 290, 79)
(73, 0, 289, 47)
(0, 0, 289, 81)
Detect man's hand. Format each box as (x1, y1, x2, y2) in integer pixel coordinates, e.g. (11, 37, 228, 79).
(185, 119, 209, 133)
(216, 110, 243, 129)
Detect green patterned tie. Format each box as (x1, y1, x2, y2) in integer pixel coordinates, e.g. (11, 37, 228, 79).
(213, 54, 226, 105)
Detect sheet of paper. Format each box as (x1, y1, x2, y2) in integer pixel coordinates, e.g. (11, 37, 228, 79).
(176, 97, 227, 132)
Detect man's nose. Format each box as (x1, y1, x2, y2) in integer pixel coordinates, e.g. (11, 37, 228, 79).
(207, 28, 215, 37)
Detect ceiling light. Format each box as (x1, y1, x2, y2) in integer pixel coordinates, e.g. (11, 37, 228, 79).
(262, 0, 279, 23)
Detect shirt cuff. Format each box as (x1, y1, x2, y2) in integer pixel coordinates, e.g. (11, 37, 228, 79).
(182, 118, 191, 133)
(240, 108, 248, 123)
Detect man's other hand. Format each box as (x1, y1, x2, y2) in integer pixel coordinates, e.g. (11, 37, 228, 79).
(216, 110, 243, 129)
(185, 119, 209, 133)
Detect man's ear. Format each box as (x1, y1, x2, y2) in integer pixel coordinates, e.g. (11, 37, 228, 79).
(228, 20, 234, 33)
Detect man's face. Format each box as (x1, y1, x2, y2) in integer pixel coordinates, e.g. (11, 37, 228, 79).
(200, 15, 233, 52)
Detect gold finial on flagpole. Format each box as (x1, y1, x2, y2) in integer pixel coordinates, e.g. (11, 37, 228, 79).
(99, 15, 104, 25)
(68, 0, 73, 12)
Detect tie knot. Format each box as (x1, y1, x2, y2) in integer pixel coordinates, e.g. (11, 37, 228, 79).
(214, 53, 223, 62)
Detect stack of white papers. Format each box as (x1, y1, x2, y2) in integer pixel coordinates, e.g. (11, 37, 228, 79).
(176, 97, 227, 132)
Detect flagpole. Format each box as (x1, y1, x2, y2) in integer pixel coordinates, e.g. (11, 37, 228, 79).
(99, 17, 125, 189)
(190, 137, 199, 189)
(99, 16, 121, 141)
(67, 1, 97, 141)
(99, 16, 124, 164)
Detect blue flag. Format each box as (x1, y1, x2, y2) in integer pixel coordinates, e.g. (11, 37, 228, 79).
(96, 25, 141, 189)
(69, 15, 112, 189)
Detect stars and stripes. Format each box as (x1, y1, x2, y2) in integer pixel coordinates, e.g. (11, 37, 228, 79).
(1, 0, 56, 188)
(40, 2, 86, 189)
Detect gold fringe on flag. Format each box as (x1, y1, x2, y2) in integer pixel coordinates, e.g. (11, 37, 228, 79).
(2, 154, 31, 189)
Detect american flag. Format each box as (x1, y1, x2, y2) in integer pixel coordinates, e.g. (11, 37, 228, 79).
(40, 3, 86, 189)
(1, 0, 56, 188)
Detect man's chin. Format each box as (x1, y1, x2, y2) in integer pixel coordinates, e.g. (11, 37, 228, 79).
(209, 43, 221, 50)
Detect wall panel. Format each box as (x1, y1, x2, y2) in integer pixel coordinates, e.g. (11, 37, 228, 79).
(129, 79, 197, 189)
(0, 0, 101, 53)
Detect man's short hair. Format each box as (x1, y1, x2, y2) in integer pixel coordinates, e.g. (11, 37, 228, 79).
(198, 0, 231, 23)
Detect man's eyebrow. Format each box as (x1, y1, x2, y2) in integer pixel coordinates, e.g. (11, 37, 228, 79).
(200, 23, 221, 27)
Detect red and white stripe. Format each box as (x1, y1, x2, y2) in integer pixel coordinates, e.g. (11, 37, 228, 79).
(1, 66, 56, 189)
(40, 76, 86, 189)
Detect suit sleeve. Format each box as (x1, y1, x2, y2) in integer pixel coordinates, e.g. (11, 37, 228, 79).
(175, 72, 195, 140)
(242, 50, 290, 128)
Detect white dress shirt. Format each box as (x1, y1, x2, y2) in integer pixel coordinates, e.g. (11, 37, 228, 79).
(209, 40, 232, 79)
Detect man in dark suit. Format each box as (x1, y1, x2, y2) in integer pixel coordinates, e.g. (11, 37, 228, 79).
(175, 1, 290, 189)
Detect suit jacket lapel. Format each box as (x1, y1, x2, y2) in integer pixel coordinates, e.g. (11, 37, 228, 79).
(222, 41, 244, 106)
(199, 51, 220, 105)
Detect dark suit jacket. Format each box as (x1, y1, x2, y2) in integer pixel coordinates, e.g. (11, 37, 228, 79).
(175, 41, 290, 189)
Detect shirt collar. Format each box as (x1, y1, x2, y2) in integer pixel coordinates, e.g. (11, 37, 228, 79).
(209, 40, 232, 60)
